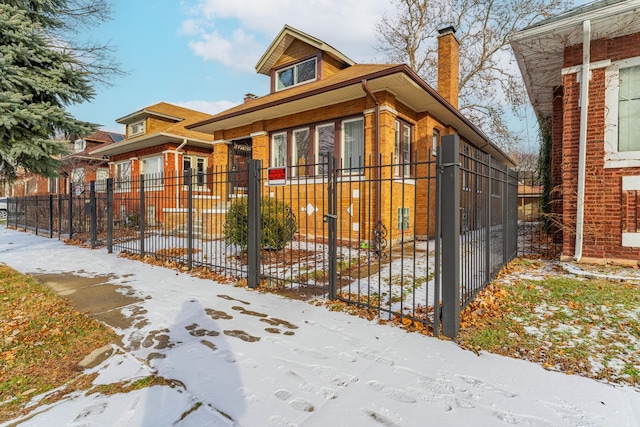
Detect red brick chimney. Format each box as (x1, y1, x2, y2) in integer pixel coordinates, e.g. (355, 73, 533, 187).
(437, 26, 459, 109)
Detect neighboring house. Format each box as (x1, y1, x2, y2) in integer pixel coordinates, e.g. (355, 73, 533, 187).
(518, 183, 542, 221)
(90, 102, 215, 229)
(6, 131, 124, 197)
(511, 0, 640, 263)
(186, 25, 514, 243)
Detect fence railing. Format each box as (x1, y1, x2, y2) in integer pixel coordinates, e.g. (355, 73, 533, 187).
(6, 136, 549, 337)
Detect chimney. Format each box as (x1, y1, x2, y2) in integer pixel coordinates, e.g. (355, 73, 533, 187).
(244, 93, 257, 103)
(437, 26, 459, 109)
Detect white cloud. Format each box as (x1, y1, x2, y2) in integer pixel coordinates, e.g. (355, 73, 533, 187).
(174, 99, 239, 115)
(187, 28, 262, 71)
(182, 0, 392, 70)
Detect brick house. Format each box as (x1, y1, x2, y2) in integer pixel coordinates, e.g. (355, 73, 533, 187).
(186, 25, 514, 243)
(511, 0, 640, 263)
(90, 102, 215, 227)
(6, 130, 124, 197)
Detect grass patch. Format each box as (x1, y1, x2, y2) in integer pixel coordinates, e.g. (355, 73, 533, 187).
(458, 259, 640, 387)
(0, 264, 118, 422)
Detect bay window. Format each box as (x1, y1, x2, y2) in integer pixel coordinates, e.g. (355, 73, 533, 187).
(141, 156, 163, 190)
(342, 118, 364, 173)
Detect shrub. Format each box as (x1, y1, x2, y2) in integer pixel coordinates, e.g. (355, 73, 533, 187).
(224, 197, 297, 251)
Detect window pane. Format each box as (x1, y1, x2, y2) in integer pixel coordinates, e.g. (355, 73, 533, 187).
(296, 59, 316, 84)
(619, 66, 640, 152)
(403, 124, 411, 176)
(272, 133, 287, 167)
(183, 156, 192, 184)
(317, 124, 335, 174)
(196, 158, 205, 186)
(394, 121, 400, 176)
(293, 129, 309, 177)
(343, 119, 364, 172)
(277, 68, 294, 89)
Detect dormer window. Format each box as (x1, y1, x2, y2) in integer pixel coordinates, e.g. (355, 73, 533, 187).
(129, 120, 145, 137)
(276, 57, 317, 90)
(73, 138, 85, 152)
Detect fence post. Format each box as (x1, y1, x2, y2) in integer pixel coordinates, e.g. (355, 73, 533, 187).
(247, 159, 261, 289)
(441, 134, 461, 338)
(139, 175, 145, 258)
(485, 153, 492, 284)
(49, 195, 54, 239)
(186, 170, 193, 270)
(327, 156, 338, 300)
(502, 164, 509, 265)
(57, 195, 62, 240)
(35, 195, 39, 236)
(106, 178, 113, 253)
(90, 181, 97, 248)
(68, 183, 73, 238)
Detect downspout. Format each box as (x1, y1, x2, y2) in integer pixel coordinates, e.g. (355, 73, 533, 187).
(175, 139, 188, 208)
(574, 20, 590, 262)
(362, 80, 382, 231)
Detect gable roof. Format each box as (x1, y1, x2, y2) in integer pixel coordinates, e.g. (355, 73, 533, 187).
(511, 0, 640, 118)
(255, 25, 355, 75)
(91, 103, 215, 156)
(188, 63, 514, 167)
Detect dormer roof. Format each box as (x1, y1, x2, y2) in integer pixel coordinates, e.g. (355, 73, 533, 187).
(255, 25, 354, 75)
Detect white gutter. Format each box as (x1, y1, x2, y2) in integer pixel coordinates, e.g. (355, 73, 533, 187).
(574, 20, 590, 262)
(174, 139, 188, 208)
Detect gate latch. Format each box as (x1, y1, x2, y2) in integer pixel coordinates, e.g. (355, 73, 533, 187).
(323, 213, 338, 223)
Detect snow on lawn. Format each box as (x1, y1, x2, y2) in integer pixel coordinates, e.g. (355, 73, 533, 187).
(1, 226, 639, 426)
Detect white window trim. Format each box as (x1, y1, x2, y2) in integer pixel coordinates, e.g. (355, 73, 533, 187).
(275, 57, 317, 91)
(341, 117, 365, 174)
(315, 123, 335, 175)
(271, 132, 287, 168)
(140, 155, 164, 190)
(129, 120, 145, 137)
(114, 160, 131, 193)
(292, 128, 310, 178)
(604, 56, 640, 168)
(183, 155, 208, 189)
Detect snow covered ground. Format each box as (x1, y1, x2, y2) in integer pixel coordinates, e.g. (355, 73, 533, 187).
(1, 226, 639, 426)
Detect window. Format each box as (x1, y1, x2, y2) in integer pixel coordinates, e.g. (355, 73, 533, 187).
(129, 120, 145, 137)
(71, 168, 84, 185)
(393, 119, 412, 177)
(276, 58, 317, 90)
(74, 138, 85, 152)
(292, 128, 310, 177)
(271, 132, 287, 167)
(115, 160, 131, 192)
(604, 57, 640, 167)
(48, 177, 58, 194)
(141, 156, 163, 190)
(342, 118, 364, 173)
(398, 207, 410, 230)
(183, 155, 207, 187)
(619, 65, 640, 152)
(316, 123, 335, 174)
(432, 129, 439, 156)
(96, 168, 109, 193)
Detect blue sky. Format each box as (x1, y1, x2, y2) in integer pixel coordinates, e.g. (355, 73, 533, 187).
(68, 0, 589, 146)
(68, 0, 391, 133)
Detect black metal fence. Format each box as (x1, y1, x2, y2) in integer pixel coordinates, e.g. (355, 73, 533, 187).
(6, 136, 540, 337)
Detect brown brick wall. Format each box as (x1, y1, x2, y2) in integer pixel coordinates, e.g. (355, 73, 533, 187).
(559, 38, 640, 261)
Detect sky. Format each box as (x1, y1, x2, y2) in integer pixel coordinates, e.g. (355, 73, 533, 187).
(1, 225, 639, 426)
(67, 0, 590, 150)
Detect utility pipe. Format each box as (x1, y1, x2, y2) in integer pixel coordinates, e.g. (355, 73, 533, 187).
(361, 80, 382, 230)
(575, 20, 591, 262)
(175, 139, 188, 208)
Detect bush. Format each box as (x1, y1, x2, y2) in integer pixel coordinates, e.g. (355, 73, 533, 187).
(224, 197, 297, 251)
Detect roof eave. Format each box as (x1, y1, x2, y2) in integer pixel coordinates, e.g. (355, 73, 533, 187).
(90, 133, 214, 157)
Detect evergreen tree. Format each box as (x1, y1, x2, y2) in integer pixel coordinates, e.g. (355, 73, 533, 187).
(0, 0, 114, 181)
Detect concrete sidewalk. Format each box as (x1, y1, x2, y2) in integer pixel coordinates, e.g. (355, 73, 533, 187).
(1, 227, 639, 427)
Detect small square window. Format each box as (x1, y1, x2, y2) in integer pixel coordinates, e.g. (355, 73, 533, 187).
(129, 120, 145, 137)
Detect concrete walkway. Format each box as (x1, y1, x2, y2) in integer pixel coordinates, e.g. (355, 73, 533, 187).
(1, 227, 639, 427)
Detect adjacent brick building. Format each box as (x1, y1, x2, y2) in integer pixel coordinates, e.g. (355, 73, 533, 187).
(512, 0, 640, 263)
